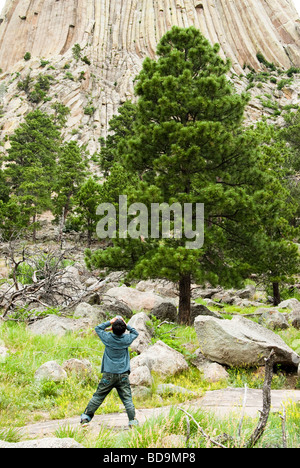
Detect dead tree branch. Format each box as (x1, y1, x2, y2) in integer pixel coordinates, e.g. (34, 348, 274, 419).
(245, 349, 276, 448)
(178, 407, 227, 449)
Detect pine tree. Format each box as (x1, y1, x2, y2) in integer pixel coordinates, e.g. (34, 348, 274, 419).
(53, 141, 88, 244)
(71, 177, 103, 247)
(86, 27, 299, 323)
(4, 110, 60, 239)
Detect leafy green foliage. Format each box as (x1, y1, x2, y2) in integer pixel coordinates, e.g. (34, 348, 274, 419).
(87, 26, 299, 322)
(1, 110, 60, 239)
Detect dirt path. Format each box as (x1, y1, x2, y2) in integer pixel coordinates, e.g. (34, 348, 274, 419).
(20, 388, 300, 440)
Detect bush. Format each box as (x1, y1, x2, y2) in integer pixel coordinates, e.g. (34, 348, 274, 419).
(84, 106, 96, 116)
(24, 52, 31, 61)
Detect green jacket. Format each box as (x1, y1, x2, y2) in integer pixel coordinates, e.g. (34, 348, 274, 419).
(95, 321, 139, 374)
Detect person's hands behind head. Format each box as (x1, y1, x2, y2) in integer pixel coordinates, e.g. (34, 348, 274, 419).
(110, 316, 126, 325)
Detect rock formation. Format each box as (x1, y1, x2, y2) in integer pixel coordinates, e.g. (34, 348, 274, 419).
(0, 0, 299, 151)
(1, 0, 299, 73)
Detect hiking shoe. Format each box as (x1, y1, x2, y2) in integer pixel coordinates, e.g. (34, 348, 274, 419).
(80, 416, 91, 428)
(128, 419, 139, 429)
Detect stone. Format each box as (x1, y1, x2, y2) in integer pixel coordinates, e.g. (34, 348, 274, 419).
(73, 302, 96, 317)
(236, 285, 256, 300)
(0, 438, 84, 449)
(28, 315, 92, 336)
(258, 309, 289, 330)
(105, 285, 176, 312)
(150, 302, 178, 322)
(136, 279, 178, 298)
(129, 365, 152, 387)
(211, 291, 235, 304)
(62, 358, 92, 377)
(190, 303, 222, 323)
(202, 363, 229, 383)
(127, 312, 153, 353)
(34, 361, 67, 383)
(191, 349, 229, 382)
(194, 315, 300, 368)
(130, 340, 188, 377)
(278, 298, 300, 311)
(290, 309, 300, 329)
(73, 302, 107, 324)
(100, 296, 133, 319)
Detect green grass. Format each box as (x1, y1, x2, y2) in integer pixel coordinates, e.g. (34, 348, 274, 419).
(0, 314, 299, 446)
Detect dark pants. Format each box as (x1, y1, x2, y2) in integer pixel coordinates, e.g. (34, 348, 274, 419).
(83, 372, 136, 423)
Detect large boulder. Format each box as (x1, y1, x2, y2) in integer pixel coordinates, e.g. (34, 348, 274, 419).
(99, 296, 133, 319)
(62, 358, 92, 377)
(105, 285, 176, 312)
(258, 309, 289, 330)
(150, 302, 178, 322)
(190, 303, 222, 323)
(0, 438, 84, 448)
(278, 298, 300, 311)
(73, 302, 107, 324)
(131, 340, 188, 377)
(28, 315, 91, 336)
(191, 349, 229, 383)
(127, 312, 153, 353)
(290, 309, 300, 329)
(194, 315, 300, 368)
(136, 279, 178, 298)
(34, 361, 67, 383)
(129, 365, 152, 387)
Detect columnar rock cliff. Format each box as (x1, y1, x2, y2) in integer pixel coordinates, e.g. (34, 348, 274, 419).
(0, 0, 299, 152)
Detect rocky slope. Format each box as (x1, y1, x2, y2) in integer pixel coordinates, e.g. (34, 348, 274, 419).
(0, 0, 299, 153)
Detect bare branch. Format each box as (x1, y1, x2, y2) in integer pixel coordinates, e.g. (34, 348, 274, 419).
(245, 349, 276, 448)
(178, 407, 227, 449)
(280, 405, 288, 449)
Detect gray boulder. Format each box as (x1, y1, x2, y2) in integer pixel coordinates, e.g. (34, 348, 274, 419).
(62, 358, 92, 377)
(190, 303, 222, 323)
(34, 361, 67, 383)
(130, 340, 188, 377)
(258, 309, 289, 330)
(0, 438, 84, 448)
(127, 312, 153, 353)
(129, 365, 152, 387)
(28, 315, 91, 337)
(150, 302, 178, 322)
(105, 285, 176, 312)
(73, 302, 107, 324)
(290, 309, 300, 329)
(194, 315, 300, 368)
(100, 296, 133, 319)
(191, 349, 229, 382)
(278, 298, 300, 311)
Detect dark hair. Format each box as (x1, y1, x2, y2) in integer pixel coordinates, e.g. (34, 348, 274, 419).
(112, 319, 126, 336)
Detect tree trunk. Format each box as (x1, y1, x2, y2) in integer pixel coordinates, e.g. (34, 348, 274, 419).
(272, 282, 281, 306)
(58, 206, 68, 247)
(32, 213, 37, 243)
(178, 273, 191, 324)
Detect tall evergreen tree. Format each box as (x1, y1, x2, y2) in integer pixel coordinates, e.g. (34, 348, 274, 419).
(86, 27, 299, 323)
(4, 110, 60, 239)
(53, 140, 88, 244)
(71, 177, 103, 247)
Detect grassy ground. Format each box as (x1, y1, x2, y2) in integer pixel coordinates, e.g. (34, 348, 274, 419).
(0, 306, 299, 447)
